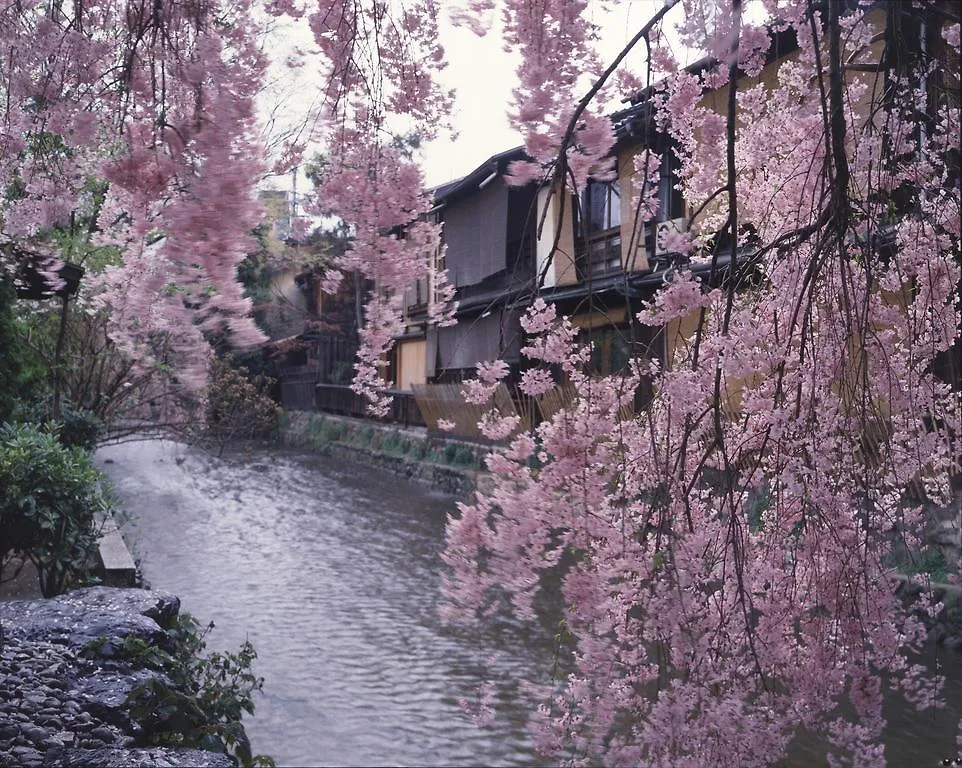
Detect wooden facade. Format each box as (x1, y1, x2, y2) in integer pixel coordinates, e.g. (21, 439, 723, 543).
(335, 4, 960, 439)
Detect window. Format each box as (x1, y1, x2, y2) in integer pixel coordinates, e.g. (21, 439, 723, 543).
(582, 324, 664, 411)
(658, 147, 685, 222)
(580, 179, 621, 234)
(584, 326, 631, 376)
(643, 141, 686, 261)
(575, 177, 622, 279)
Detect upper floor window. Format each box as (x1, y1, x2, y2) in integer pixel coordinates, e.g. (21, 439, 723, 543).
(579, 178, 621, 235)
(575, 176, 622, 279)
(643, 142, 687, 265)
(658, 148, 684, 222)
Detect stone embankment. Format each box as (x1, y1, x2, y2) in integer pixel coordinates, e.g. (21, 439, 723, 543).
(280, 411, 495, 499)
(0, 587, 231, 768)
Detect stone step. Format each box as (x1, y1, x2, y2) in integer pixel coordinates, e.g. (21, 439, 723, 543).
(96, 514, 136, 588)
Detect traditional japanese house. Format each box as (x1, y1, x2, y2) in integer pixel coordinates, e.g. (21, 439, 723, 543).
(391, 147, 538, 389)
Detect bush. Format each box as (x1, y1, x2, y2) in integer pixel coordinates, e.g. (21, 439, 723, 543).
(12, 400, 104, 450)
(207, 356, 281, 452)
(903, 547, 955, 583)
(54, 404, 104, 450)
(0, 423, 106, 596)
(88, 613, 273, 767)
(320, 420, 345, 443)
(454, 445, 477, 468)
(443, 442, 459, 465)
(382, 431, 404, 454)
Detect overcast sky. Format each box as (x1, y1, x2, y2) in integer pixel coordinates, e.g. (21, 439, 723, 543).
(259, 1, 766, 193)
(421, 0, 696, 186)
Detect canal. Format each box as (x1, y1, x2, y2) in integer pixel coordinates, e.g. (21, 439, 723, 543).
(96, 439, 554, 767)
(97, 439, 962, 767)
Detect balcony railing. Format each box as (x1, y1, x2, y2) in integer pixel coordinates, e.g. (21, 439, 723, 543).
(576, 232, 622, 280)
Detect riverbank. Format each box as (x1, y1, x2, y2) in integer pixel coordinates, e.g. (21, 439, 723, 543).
(279, 411, 496, 499)
(0, 587, 233, 768)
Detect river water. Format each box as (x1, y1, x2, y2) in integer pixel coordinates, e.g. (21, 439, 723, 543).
(96, 440, 554, 767)
(97, 439, 962, 767)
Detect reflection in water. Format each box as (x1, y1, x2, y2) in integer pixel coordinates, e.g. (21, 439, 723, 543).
(98, 440, 961, 767)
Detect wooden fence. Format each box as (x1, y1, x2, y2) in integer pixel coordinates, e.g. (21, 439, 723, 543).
(309, 379, 646, 443)
(314, 384, 425, 427)
(279, 370, 318, 411)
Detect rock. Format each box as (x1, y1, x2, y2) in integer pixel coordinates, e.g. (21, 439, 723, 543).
(89, 727, 118, 743)
(52, 730, 77, 746)
(0, 588, 255, 768)
(73, 669, 153, 711)
(21, 725, 50, 745)
(11, 745, 43, 764)
(43, 747, 235, 767)
(0, 588, 179, 649)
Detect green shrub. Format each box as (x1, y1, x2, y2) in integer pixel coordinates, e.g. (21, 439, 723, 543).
(0, 422, 106, 596)
(903, 547, 954, 583)
(55, 404, 104, 450)
(12, 400, 103, 450)
(454, 446, 477, 467)
(321, 420, 345, 443)
(88, 613, 273, 767)
(382, 431, 403, 454)
(306, 414, 324, 439)
(206, 356, 281, 452)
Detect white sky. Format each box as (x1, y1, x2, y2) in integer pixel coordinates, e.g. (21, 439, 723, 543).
(259, 1, 767, 193)
(421, 0, 701, 186)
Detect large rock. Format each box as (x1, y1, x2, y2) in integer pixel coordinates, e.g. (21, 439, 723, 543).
(0, 588, 180, 648)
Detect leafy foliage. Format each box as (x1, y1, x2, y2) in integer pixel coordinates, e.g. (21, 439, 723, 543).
(14, 399, 104, 451)
(0, 282, 49, 420)
(0, 423, 105, 597)
(86, 613, 273, 767)
(51, 404, 104, 450)
(206, 355, 282, 452)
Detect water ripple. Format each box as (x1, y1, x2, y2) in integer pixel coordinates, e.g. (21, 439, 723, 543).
(98, 440, 550, 767)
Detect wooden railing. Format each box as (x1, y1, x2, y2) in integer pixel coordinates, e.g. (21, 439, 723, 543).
(280, 371, 318, 411)
(576, 231, 622, 280)
(313, 378, 654, 442)
(314, 384, 425, 427)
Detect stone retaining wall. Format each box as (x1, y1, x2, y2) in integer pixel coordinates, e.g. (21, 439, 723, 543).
(280, 411, 495, 499)
(0, 588, 233, 768)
